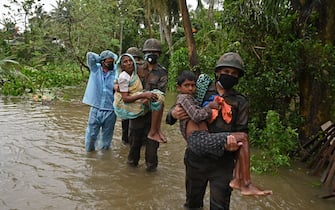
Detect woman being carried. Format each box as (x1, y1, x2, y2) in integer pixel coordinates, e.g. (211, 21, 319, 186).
(113, 53, 166, 143)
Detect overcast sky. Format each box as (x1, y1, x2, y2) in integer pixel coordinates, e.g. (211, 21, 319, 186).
(0, 0, 200, 13)
(0, 0, 200, 30)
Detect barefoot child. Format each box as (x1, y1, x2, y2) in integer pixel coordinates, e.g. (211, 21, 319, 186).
(176, 70, 272, 196)
(113, 53, 166, 143)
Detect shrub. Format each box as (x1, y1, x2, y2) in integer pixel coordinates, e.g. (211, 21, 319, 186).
(251, 110, 299, 173)
(0, 62, 84, 96)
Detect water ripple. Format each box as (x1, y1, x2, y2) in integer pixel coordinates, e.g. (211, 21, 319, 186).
(0, 95, 334, 210)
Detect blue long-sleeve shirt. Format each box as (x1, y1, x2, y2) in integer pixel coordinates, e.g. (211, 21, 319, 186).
(82, 52, 117, 110)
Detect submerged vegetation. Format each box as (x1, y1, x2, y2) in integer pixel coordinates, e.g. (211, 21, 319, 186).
(0, 60, 85, 100)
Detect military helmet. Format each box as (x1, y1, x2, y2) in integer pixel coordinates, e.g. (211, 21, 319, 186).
(214, 52, 244, 77)
(126, 47, 143, 59)
(142, 38, 162, 53)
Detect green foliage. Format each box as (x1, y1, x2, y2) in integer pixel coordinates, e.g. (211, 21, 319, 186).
(0, 58, 30, 96)
(0, 62, 84, 96)
(301, 40, 335, 91)
(251, 110, 299, 173)
(168, 47, 189, 91)
(0, 57, 20, 77)
(239, 34, 303, 128)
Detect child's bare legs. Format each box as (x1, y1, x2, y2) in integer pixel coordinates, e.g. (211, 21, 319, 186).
(229, 134, 242, 190)
(229, 155, 241, 190)
(147, 105, 167, 143)
(229, 135, 273, 196)
(157, 104, 166, 141)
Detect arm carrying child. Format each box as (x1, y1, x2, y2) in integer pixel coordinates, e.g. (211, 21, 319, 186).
(176, 69, 272, 196)
(113, 53, 166, 143)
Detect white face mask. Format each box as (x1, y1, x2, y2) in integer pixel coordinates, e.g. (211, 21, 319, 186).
(144, 53, 158, 64)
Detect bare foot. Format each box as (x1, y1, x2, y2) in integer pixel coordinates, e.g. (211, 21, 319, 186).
(148, 132, 165, 143)
(158, 130, 167, 143)
(229, 178, 241, 190)
(241, 183, 273, 196)
(320, 191, 335, 199)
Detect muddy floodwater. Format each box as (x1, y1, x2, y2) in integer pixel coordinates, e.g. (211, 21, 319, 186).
(0, 87, 334, 210)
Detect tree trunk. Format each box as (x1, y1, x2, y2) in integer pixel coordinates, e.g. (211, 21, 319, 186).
(292, 0, 335, 143)
(299, 66, 331, 143)
(208, 0, 215, 23)
(159, 17, 165, 44)
(179, 0, 199, 73)
(196, 0, 203, 11)
(322, 0, 335, 43)
(160, 16, 174, 54)
(145, 0, 153, 37)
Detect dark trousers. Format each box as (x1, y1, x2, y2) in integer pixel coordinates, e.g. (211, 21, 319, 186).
(128, 114, 159, 170)
(184, 148, 235, 210)
(121, 119, 129, 144)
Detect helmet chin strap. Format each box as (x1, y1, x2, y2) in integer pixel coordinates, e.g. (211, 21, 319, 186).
(215, 81, 225, 95)
(217, 81, 223, 88)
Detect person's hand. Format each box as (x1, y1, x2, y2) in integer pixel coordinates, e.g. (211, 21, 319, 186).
(114, 84, 120, 92)
(231, 132, 248, 143)
(208, 101, 220, 110)
(141, 98, 149, 105)
(171, 104, 189, 120)
(142, 92, 158, 101)
(224, 132, 247, 151)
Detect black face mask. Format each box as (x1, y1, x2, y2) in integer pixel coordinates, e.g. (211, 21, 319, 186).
(217, 74, 238, 90)
(145, 53, 158, 64)
(105, 63, 114, 70)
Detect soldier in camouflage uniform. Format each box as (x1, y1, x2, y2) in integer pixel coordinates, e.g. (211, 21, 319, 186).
(127, 39, 168, 172)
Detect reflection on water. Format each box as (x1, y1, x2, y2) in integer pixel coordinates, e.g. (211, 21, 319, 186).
(0, 90, 334, 210)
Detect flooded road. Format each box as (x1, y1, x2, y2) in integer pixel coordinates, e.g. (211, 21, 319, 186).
(0, 88, 334, 210)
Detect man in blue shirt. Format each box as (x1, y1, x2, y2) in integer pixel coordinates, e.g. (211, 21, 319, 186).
(83, 50, 118, 152)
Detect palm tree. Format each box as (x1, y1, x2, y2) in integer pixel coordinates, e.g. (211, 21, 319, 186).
(143, 0, 179, 54)
(179, 0, 199, 72)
